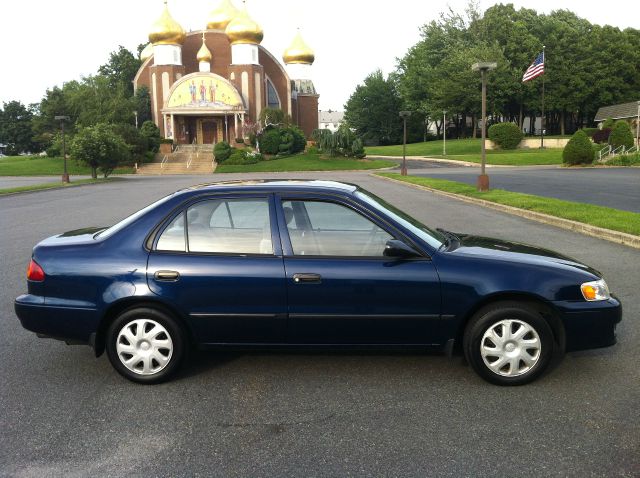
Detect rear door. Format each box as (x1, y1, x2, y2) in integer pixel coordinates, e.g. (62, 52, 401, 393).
(277, 194, 442, 345)
(147, 194, 287, 343)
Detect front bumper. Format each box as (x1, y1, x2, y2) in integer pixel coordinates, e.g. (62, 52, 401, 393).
(14, 294, 99, 345)
(553, 296, 622, 351)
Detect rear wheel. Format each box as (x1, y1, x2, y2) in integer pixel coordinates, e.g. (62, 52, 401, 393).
(463, 302, 554, 385)
(106, 307, 185, 384)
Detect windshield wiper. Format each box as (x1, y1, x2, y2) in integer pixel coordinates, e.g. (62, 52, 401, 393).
(437, 228, 461, 250)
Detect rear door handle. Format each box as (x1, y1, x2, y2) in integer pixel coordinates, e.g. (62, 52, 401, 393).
(154, 270, 180, 281)
(293, 273, 322, 284)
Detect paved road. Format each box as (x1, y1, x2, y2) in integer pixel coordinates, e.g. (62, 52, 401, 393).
(1, 174, 638, 476)
(409, 166, 640, 212)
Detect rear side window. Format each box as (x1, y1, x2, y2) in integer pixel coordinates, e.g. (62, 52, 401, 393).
(156, 198, 273, 254)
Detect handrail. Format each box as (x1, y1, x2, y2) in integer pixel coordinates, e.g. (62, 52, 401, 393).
(160, 154, 168, 169)
(625, 145, 638, 155)
(611, 145, 624, 157)
(186, 153, 193, 169)
(598, 145, 611, 161)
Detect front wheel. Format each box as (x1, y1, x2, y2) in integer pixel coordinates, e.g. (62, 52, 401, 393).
(106, 307, 186, 384)
(463, 302, 555, 385)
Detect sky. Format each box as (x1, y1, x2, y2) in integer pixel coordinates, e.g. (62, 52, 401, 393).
(0, 0, 638, 112)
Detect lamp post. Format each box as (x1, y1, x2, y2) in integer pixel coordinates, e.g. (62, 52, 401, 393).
(443, 110, 447, 156)
(54, 115, 70, 183)
(472, 62, 497, 192)
(399, 111, 412, 176)
(134, 111, 139, 129)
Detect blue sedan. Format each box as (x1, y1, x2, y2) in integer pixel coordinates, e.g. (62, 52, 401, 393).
(15, 180, 621, 385)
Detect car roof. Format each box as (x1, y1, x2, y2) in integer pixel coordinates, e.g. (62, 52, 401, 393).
(179, 179, 359, 196)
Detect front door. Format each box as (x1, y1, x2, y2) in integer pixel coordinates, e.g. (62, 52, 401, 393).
(202, 119, 217, 144)
(147, 194, 286, 343)
(278, 196, 442, 345)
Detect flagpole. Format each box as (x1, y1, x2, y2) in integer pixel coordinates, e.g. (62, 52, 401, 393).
(541, 45, 545, 149)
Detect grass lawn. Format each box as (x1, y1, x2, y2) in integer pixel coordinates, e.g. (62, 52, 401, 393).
(366, 139, 563, 166)
(0, 178, 118, 196)
(377, 173, 640, 237)
(0, 156, 135, 176)
(215, 153, 396, 173)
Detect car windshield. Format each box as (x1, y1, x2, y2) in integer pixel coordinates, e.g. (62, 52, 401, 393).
(95, 193, 176, 239)
(355, 189, 446, 250)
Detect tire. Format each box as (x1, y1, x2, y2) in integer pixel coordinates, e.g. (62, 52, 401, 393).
(106, 307, 186, 384)
(463, 301, 554, 386)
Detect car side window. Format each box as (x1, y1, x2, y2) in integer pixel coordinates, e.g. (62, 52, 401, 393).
(282, 200, 393, 256)
(156, 198, 273, 254)
(156, 212, 186, 252)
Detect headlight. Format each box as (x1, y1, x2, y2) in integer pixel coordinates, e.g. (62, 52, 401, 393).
(581, 279, 610, 301)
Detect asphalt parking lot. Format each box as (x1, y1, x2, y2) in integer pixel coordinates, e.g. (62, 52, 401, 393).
(409, 165, 640, 213)
(1, 173, 638, 477)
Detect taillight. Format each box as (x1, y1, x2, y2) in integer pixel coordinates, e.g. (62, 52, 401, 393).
(27, 259, 45, 282)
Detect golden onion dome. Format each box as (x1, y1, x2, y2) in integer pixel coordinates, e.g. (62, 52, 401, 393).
(197, 33, 213, 62)
(225, 6, 263, 45)
(283, 30, 315, 65)
(148, 1, 186, 46)
(207, 0, 239, 30)
(140, 43, 154, 62)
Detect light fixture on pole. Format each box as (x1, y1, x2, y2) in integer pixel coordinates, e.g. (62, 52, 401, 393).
(54, 115, 71, 184)
(443, 110, 447, 156)
(134, 111, 139, 129)
(399, 111, 412, 176)
(472, 62, 497, 192)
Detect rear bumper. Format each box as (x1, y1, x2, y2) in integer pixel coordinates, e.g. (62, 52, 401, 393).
(14, 294, 99, 345)
(553, 297, 622, 351)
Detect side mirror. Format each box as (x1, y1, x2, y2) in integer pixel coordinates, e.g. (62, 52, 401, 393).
(383, 239, 421, 259)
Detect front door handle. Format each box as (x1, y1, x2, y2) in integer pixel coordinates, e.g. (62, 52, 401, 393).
(154, 270, 180, 281)
(293, 273, 322, 284)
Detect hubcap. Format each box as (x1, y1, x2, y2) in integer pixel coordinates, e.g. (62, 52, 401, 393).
(116, 318, 173, 375)
(480, 319, 541, 377)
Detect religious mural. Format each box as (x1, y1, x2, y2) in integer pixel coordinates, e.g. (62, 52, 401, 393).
(167, 73, 243, 109)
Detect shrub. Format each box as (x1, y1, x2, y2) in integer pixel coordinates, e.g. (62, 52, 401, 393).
(248, 132, 257, 147)
(112, 123, 147, 164)
(581, 127, 598, 138)
(306, 145, 319, 154)
(592, 128, 611, 144)
(259, 128, 282, 155)
(609, 120, 634, 149)
(351, 138, 365, 159)
(290, 126, 306, 153)
(214, 141, 232, 162)
(488, 122, 523, 149)
(602, 117, 615, 130)
(563, 130, 594, 165)
(224, 149, 261, 165)
(140, 121, 161, 152)
(235, 137, 245, 144)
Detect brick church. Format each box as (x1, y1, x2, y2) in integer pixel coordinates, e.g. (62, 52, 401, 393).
(134, 0, 318, 146)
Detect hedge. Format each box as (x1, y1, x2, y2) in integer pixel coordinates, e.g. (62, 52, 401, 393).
(488, 122, 523, 149)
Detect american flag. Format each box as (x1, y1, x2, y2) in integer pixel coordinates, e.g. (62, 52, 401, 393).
(522, 52, 545, 82)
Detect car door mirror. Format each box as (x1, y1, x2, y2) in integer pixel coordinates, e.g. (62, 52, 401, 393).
(383, 239, 421, 259)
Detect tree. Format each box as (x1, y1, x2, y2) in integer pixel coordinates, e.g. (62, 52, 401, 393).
(98, 46, 141, 96)
(609, 120, 634, 149)
(0, 101, 35, 155)
(259, 107, 289, 127)
(140, 120, 161, 152)
(70, 123, 130, 178)
(344, 70, 403, 145)
(134, 86, 152, 125)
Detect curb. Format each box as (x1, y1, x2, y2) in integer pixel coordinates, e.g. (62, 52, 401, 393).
(373, 174, 640, 250)
(368, 156, 522, 168)
(0, 178, 124, 198)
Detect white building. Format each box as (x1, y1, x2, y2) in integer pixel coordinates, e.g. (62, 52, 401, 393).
(319, 110, 344, 132)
